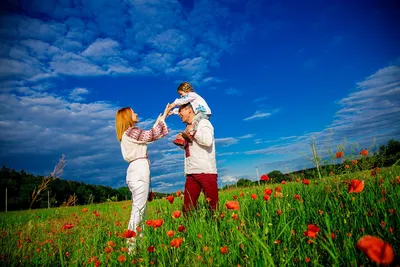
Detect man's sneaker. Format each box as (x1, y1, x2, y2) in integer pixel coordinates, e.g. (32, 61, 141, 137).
(173, 138, 186, 147)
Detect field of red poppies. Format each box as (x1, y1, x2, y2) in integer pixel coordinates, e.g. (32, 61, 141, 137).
(1, 167, 399, 266)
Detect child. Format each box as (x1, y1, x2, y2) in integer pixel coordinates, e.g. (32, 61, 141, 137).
(169, 82, 212, 146)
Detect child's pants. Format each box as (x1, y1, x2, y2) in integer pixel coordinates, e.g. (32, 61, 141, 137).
(126, 159, 150, 232)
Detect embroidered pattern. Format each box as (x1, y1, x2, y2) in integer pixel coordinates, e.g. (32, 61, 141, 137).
(125, 122, 168, 142)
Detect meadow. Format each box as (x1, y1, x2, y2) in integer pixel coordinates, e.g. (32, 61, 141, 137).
(0, 167, 399, 266)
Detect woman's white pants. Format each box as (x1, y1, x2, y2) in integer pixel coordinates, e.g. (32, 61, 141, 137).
(126, 159, 150, 232)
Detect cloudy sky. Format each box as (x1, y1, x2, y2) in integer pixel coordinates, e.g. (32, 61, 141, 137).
(0, 0, 399, 193)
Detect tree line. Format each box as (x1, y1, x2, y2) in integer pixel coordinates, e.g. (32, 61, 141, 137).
(223, 139, 400, 190)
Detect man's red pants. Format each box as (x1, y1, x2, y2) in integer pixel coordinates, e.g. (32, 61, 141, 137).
(183, 173, 218, 213)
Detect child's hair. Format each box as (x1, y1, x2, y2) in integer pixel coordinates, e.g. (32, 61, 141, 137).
(177, 82, 194, 93)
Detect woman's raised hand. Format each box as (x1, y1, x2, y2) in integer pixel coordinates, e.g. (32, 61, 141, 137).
(161, 103, 173, 121)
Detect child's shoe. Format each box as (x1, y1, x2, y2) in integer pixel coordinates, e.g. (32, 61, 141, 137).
(181, 132, 194, 142)
(173, 138, 186, 147)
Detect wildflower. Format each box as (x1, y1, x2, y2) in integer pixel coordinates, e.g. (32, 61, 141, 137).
(274, 240, 281, 244)
(166, 195, 174, 204)
(232, 213, 238, 220)
(352, 159, 358, 165)
(176, 190, 182, 197)
(152, 219, 164, 228)
(381, 221, 386, 227)
(264, 188, 272, 195)
(294, 194, 301, 201)
(107, 241, 116, 247)
(274, 186, 282, 192)
(318, 210, 324, 215)
(348, 180, 364, 193)
(335, 151, 344, 158)
(104, 247, 113, 254)
(360, 149, 368, 156)
(276, 210, 282, 216)
(206, 197, 211, 203)
(225, 201, 240, 210)
(82, 208, 88, 212)
(303, 224, 320, 238)
(178, 225, 186, 232)
(95, 261, 101, 267)
(117, 255, 126, 263)
(263, 195, 270, 201)
(122, 229, 136, 239)
(122, 206, 126, 209)
(260, 174, 269, 181)
(166, 230, 174, 237)
(302, 179, 310, 185)
(251, 194, 257, 200)
(197, 234, 202, 239)
(172, 211, 181, 219)
(345, 165, 350, 169)
(233, 195, 238, 199)
(62, 223, 74, 231)
(136, 226, 142, 233)
(295, 178, 300, 182)
(281, 180, 286, 184)
(148, 246, 155, 253)
(220, 246, 228, 254)
(305, 257, 310, 263)
(357, 236, 394, 265)
(170, 238, 183, 248)
(240, 192, 244, 197)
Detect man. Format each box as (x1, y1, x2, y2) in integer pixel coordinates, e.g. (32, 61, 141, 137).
(176, 103, 218, 214)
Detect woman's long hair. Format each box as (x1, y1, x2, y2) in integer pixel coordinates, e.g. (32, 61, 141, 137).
(115, 107, 135, 141)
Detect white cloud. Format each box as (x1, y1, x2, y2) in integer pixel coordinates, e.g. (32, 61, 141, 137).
(220, 175, 239, 185)
(243, 111, 271, 121)
(239, 134, 254, 139)
(225, 88, 242, 96)
(215, 137, 239, 147)
(69, 88, 89, 102)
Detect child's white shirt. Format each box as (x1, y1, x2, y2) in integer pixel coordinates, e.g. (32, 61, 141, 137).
(172, 92, 212, 115)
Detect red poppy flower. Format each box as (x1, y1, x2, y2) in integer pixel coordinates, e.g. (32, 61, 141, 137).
(233, 195, 238, 199)
(251, 194, 257, 200)
(225, 201, 240, 210)
(281, 180, 286, 184)
(264, 188, 272, 195)
(357, 236, 394, 265)
(62, 223, 74, 231)
(352, 159, 358, 165)
(260, 174, 269, 181)
(82, 208, 88, 212)
(148, 246, 155, 253)
(302, 179, 310, 185)
(232, 213, 238, 220)
(360, 149, 368, 156)
(176, 190, 182, 197)
(276, 210, 282, 216)
(117, 255, 126, 263)
(107, 241, 116, 247)
(152, 219, 164, 228)
(348, 180, 364, 193)
(263, 195, 270, 201)
(294, 194, 300, 200)
(220, 246, 228, 254)
(172, 211, 181, 219)
(177, 225, 186, 232)
(345, 165, 350, 169)
(335, 151, 344, 158)
(240, 192, 244, 197)
(166, 230, 174, 237)
(166, 195, 174, 204)
(104, 246, 113, 254)
(145, 220, 154, 227)
(122, 229, 136, 239)
(170, 238, 183, 248)
(303, 224, 320, 238)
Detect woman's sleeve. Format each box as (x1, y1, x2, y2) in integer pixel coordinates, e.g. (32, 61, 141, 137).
(125, 121, 169, 143)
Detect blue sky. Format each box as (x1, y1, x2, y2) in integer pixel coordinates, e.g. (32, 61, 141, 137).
(0, 0, 399, 193)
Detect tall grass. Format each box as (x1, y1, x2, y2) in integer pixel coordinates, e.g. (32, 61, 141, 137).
(1, 167, 399, 266)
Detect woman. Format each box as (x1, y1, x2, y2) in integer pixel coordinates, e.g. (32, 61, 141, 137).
(115, 104, 171, 239)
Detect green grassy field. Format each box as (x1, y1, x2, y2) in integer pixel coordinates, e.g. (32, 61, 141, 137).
(1, 167, 399, 266)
